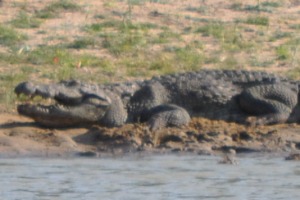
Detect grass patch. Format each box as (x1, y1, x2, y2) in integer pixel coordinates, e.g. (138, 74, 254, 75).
(196, 22, 254, 52)
(269, 31, 292, 41)
(99, 25, 178, 56)
(35, 0, 81, 19)
(0, 46, 113, 84)
(218, 54, 239, 69)
(196, 22, 225, 38)
(174, 46, 204, 70)
(0, 45, 103, 70)
(276, 45, 290, 60)
(0, 66, 33, 108)
(85, 19, 163, 56)
(289, 24, 300, 30)
(244, 16, 269, 26)
(0, 25, 27, 46)
(122, 54, 174, 77)
(230, 3, 243, 10)
(261, 1, 281, 7)
(276, 38, 300, 61)
(244, 5, 271, 13)
(86, 20, 160, 56)
(286, 68, 300, 80)
(152, 28, 181, 44)
(250, 58, 274, 67)
(231, 1, 280, 12)
(25, 46, 74, 65)
(186, 5, 209, 14)
(85, 20, 158, 33)
(67, 37, 96, 49)
(84, 20, 123, 33)
(122, 44, 204, 77)
(10, 11, 42, 29)
(101, 30, 148, 56)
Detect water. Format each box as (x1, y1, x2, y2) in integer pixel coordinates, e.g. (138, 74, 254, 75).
(0, 154, 299, 200)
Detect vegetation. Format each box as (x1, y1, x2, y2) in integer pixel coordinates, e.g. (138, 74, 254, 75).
(35, 0, 81, 19)
(0, 25, 27, 46)
(0, 0, 300, 111)
(10, 11, 42, 29)
(231, 1, 281, 12)
(244, 16, 269, 26)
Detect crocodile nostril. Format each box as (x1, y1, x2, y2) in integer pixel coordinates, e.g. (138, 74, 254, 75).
(15, 82, 36, 96)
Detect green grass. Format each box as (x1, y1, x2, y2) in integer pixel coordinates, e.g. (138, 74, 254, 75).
(276, 38, 300, 61)
(0, 45, 103, 70)
(173, 46, 204, 70)
(196, 22, 225, 38)
(10, 11, 42, 29)
(35, 0, 81, 19)
(0, 66, 32, 108)
(99, 27, 180, 57)
(244, 5, 271, 13)
(231, 1, 280, 12)
(85, 19, 158, 33)
(286, 68, 300, 80)
(276, 45, 292, 60)
(196, 22, 254, 52)
(85, 19, 160, 56)
(249, 57, 274, 67)
(152, 28, 181, 44)
(186, 5, 209, 14)
(261, 1, 281, 8)
(245, 16, 269, 26)
(120, 53, 175, 77)
(289, 24, 300, 30)
(101, 30, 148, 56)
(67, 37, 96, 49)
(84, 20, 123, 33)
(220, 55, 239, 69)
(120, 44, 204, 77)
(0, 25, 27, 46)
(269, 30, 292, 41)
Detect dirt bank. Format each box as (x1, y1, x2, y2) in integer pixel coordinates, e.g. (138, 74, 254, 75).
(1, 112, 300, 159)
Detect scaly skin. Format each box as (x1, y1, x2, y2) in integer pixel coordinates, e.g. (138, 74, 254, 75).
(15, 70, 300, 130)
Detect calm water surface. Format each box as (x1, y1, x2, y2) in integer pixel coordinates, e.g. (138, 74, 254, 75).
(0, 154, 299, 200)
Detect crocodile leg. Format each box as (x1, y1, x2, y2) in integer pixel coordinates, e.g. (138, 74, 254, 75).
(238, 84, 298, 125)
(128, 82, 191, 130)
(143, 104, 191, 131)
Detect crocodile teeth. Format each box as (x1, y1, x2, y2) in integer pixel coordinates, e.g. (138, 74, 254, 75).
(57, 104, 66, 109)
(37, 106, 49, 113)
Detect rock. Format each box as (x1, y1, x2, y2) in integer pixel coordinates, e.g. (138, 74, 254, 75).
(285, 153, 300, 161)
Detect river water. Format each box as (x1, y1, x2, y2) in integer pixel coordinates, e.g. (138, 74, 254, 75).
(0, 154, 299, 200)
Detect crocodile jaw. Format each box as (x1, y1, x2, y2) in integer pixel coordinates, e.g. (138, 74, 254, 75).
(15, 81, 112, 127)
(17, 103, 109, 127)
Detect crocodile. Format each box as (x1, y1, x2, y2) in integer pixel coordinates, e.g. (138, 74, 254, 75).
(14, 70, 300, 130)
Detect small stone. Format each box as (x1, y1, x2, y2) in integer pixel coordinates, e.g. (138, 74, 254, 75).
(285, 153, 300, 161)
(75, 151, 97, 157)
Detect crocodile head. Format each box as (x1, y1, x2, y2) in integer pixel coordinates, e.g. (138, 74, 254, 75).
(15, 81, 111, 127)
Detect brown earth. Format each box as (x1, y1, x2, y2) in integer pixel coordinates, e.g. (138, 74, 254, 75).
(1, 113, 300, 159)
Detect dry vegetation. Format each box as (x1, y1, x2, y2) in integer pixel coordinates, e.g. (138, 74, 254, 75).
(0, 0, 300, 112)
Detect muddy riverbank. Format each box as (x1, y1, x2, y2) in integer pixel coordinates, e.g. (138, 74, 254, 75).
(1, 113, 300, 159)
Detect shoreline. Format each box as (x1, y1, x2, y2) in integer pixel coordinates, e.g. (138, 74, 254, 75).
(0, 113, 300, 160)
